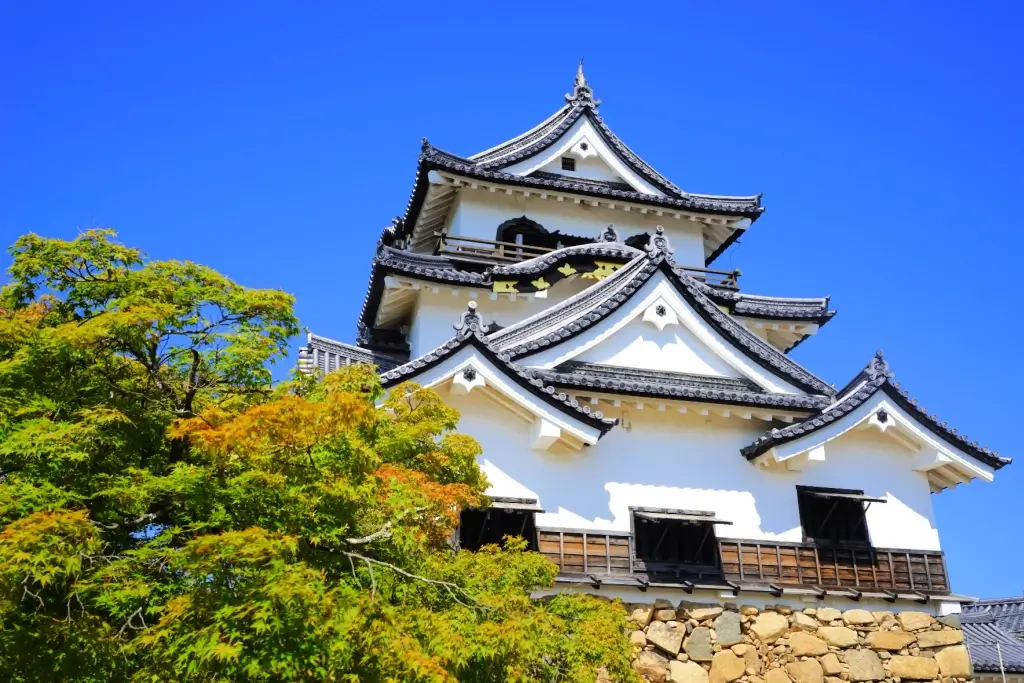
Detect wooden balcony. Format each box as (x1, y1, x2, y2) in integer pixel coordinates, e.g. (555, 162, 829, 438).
(434, 233, 741, 289)
(537, 529, 950, 595)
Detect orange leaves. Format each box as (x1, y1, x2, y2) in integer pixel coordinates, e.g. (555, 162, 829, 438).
(172, 385, 373, 466)
(373, 465, 482, 547)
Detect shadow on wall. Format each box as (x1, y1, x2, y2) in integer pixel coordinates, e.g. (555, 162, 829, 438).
(449, 390, 938, 545)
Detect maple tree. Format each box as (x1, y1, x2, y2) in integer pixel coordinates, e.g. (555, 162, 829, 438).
(0, 230, 636, 682)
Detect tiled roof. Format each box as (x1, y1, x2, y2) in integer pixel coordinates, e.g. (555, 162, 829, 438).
(487, 230, 836, 397)
(420, 143, 764, 218)
(741, 352, 1010, 469)
(963, 598, 1024, 673)
(378, 302, 617, 435)
(298, 332, 406, 374)
(469, 62, 751, 205)
(529, 361, 830, 411)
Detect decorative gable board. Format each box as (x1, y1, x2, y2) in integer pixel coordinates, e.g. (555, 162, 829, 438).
(520, 270, 807, 395)
(379, 345, 604, 449)
(498, 117, 666, 196)
(756, 386, 996, 490)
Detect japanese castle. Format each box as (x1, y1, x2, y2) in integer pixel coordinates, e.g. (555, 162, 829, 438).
(301, 63, 1010, 616)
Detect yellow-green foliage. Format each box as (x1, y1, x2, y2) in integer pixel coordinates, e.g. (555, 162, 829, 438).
(0, 231, 637, 682)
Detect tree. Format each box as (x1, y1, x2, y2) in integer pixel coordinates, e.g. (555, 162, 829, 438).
(0, 230, 637, 682)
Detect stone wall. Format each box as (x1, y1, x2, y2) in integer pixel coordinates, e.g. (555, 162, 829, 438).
(624, 603, 970, 683)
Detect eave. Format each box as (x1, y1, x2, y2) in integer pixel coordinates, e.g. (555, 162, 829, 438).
(743, 352, 1009, 490)
(398, 145, 761, 265)
(379, 303, 617, 444)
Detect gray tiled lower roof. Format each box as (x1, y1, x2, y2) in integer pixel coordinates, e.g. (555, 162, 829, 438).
(963, 598, 1024, 673)
(741, 352, 1009, 469)
(298, 332, 407, 374)
(530, 361, 830, 411)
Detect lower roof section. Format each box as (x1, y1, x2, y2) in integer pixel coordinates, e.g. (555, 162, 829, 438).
(530, 361, 829, 411)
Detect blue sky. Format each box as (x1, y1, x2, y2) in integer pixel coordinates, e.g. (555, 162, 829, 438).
(2, 2, 1022, 597)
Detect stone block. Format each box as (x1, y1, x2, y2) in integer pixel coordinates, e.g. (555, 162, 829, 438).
(630, 605, 654, 628)
(897, 612, 934, 632)
(864, 631, 916, 651)
(792, 613, 819, 631)
(785, 659, 824, 683)
(631, 630, 648, 646)
(842, 609, 876, 626)
(634, 650, 672, 683)
(716, 611, 744, 647)
(815, 608, 842, 623)
(710, 650, 747, 683)
(689, 607, 725, 622)
(820, 653, 842, 676)
(935, 645, 972, 678)
(789, 633, 829, 657)
(649, 621, 687, 657)
(656, 609, 681, 621)
(751, 613, 791, 643)
(685, 627, 715, 662)
(846, 649, 885, 681)
(888, 655, 939, 680)
(916, 630, 964, 648)
(670, 660, 709, 683)
(765, 668, 793, 683)
(817, 626, 859, 648)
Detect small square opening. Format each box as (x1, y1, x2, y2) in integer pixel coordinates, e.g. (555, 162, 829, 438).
(458, 505, 538, 551)
(632, 508, 723, 571)
(560, 157, 576, 171)
(797, 486, 872, 545)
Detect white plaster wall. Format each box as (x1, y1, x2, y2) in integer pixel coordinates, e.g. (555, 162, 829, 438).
(447, 190, 707, 268)
(536, 154, 628, 185)
(445, 392, 941, 552)
(499, 117, 664, 196)
(577, 316, 742, 378)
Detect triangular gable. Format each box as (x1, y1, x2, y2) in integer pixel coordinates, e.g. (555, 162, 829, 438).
(488, 233, 835, 397)
(743, 353, 1010, 490)
(380, 303, 615, 450)
(497, 115, 666, 196)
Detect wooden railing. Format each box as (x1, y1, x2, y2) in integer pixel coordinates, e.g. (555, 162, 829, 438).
(718, 539, 949, 594)
(436, 234, 555, 264)
(538, 529, 949, 594)
(434, 233, 741, 289)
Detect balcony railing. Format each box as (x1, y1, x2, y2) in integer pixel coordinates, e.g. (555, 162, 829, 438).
(537, 528, 949, 595)
(434, 233, 741, 289)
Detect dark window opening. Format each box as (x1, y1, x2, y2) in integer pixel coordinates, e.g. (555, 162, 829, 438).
(624, 233, 650, 250)
(632, 509, 724, 569)
(797, 486, 876, 545)
(561, 157, 576, 171)
(458, 506, 538, 551)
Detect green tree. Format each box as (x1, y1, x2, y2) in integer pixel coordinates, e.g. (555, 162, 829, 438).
(0, 230, 636, 682)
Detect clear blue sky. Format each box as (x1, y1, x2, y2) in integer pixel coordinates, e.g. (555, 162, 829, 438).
(2, 2, 1021, 598)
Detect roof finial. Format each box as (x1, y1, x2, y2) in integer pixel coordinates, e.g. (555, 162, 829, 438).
(454, 300, 484, 337)
(645, 226, 674, 261)
(565, 58, 601, 110)
(865, 350, 892, 381)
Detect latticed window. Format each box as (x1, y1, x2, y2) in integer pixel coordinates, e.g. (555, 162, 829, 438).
(796, 487, 885, 545)
(458, 498, 540, 551)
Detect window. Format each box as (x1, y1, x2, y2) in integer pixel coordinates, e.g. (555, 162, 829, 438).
(458, 498, 539, 551)
(796, 486, 885, 545)
(631, 508, 729, 569)
(561, 157, 576, 171)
